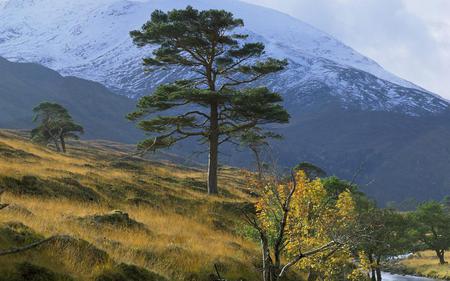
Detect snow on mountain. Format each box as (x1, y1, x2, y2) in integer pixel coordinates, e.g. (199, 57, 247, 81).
(0, 0, 447, 115)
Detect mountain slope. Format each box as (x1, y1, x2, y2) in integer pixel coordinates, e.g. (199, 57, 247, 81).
(0, 57, 141, 142)
(269, 104, 450, 204)
(0, 0, 447, 116)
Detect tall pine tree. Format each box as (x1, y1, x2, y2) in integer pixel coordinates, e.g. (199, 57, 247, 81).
(129, 6, 289, 194)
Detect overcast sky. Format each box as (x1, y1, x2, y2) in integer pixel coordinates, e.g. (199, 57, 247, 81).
(242, 0, 450, 99)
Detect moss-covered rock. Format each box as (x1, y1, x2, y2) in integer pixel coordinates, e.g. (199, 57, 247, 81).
(77, 211, 150, 233)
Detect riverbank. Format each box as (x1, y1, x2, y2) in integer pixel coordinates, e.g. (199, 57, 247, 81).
(383, 272, 442, 281)
(385, 251, 450, 280)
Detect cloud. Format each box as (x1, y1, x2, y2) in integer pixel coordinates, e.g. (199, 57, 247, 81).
(242, 0, 450, 98)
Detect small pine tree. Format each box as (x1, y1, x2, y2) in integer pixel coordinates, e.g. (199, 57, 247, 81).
(31, 102, 84, 153)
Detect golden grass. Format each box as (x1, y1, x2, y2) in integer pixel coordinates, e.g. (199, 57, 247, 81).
(399, 251, 450, 279)
(0, 130, 259, 280)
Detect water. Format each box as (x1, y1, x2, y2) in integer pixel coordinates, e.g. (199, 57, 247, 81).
(382, 272, 441, 281)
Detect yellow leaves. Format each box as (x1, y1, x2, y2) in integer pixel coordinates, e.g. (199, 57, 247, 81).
(347, 251, 371, 281)
(254, 170, 360, 279)
(336, 190, 357, 222)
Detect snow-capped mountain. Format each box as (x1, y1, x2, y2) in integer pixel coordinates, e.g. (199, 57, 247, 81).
(0, 0, 448, 116)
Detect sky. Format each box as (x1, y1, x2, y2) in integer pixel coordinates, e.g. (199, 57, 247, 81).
(242, 0, 450, 99)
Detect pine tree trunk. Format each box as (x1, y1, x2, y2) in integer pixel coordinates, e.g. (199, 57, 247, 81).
(207, 102, 219, 195)
(53, 138, 61, 152)
(60, 136, 66, 153)
(436, 249, 446, 265)
(253, 148, 263, 180)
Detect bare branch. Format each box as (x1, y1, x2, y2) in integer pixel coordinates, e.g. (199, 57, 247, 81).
(278, 241, 338, 278)
(0, 235, 68, 257)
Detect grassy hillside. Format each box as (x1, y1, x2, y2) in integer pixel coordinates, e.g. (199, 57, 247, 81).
(0, 129, 262, 281)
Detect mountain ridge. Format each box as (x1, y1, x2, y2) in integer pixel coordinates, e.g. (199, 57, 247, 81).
(0, 0, 447, 116)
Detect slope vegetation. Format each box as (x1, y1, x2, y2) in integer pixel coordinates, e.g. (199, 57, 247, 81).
(0, 130, 260, 281)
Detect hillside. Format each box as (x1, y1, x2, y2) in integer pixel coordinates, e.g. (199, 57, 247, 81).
(1, 0, 450, 204)
(0, 57, 141, 143)
(0, 130, 265, 281)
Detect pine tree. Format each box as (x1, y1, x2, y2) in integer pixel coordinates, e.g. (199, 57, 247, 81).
(128, 6, 290, 194)
(31, 102, 84, 153)
(410, 201, 450, 265)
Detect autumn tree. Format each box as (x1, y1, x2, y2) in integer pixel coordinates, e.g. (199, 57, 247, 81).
(243, 171, 363, 281)
(409, 201, 450, 265)
(128, 6, 289, 194)
(31, 102, 84, 153)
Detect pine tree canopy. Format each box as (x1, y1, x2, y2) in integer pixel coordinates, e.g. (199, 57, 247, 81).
(129, 6, 290, 194)
(31, 102, 84, 152)
(129, 6, 289, 152)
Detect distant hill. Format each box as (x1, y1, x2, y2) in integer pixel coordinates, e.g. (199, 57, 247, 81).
(0, 57, 141, 143)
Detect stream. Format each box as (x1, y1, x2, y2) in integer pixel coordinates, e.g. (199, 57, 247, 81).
(382, 272, 442, 281)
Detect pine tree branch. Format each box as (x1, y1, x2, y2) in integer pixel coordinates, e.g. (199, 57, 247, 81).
(183, 111, 210, 120)
(221, 73, 265, 90)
